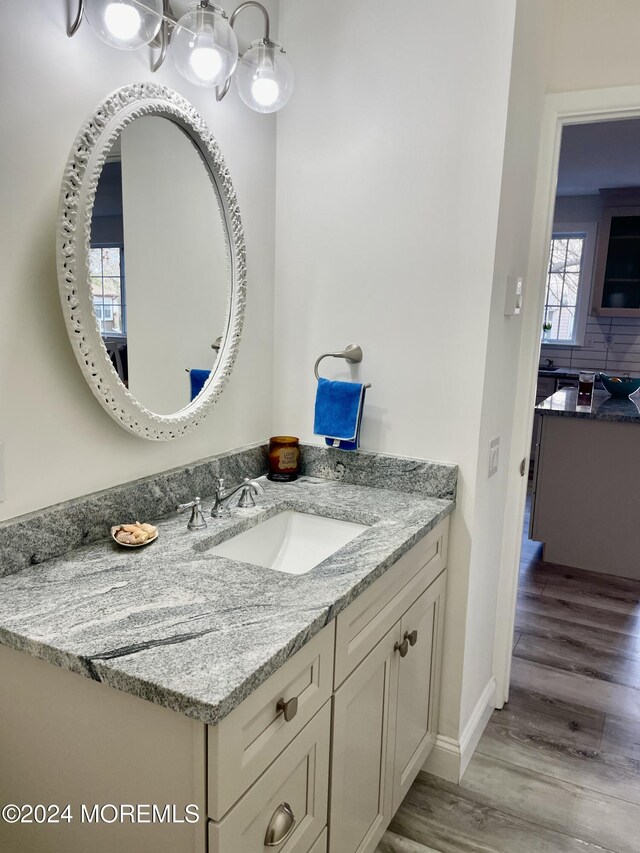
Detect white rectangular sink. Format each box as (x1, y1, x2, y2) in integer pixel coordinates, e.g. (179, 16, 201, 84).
(209, 510, 368, 575)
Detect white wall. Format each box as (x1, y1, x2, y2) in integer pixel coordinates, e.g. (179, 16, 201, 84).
(549, 0, 640, 93)
(467, 0, 552, 727)
(274, 0, 521, 747)
(0, 0, 278, 520)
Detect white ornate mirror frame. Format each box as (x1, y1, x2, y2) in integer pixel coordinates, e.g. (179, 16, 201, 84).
(56, 82, 246, 440)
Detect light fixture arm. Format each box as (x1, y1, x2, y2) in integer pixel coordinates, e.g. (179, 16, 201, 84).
(67, 0, 85, 37)
(150, 0, 173, 72)
(216, 1, 272, 102)
(230, 1, 270, 42)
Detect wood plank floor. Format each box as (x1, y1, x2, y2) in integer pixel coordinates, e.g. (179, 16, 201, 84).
(377, 496, 640, 853)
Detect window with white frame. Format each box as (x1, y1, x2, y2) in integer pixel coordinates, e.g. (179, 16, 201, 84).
(90, 246, 126, 336)
(542, 224, 596, 346)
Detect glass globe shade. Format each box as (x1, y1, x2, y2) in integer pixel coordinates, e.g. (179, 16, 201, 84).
(170, 6, 238, 88)
(235, 41, 293, 114)
(84, 0, 163, 50)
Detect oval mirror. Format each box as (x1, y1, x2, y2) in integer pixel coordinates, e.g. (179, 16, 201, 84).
(57, 83, 246, 440)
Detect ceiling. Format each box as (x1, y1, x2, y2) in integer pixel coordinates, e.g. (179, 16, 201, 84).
(557, 117, 640, 196)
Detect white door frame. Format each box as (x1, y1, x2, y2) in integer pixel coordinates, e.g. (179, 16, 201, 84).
(492, 84, 640, 707)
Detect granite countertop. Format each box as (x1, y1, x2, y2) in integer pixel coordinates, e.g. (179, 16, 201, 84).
(0, 476, 454, 727)
(537, 387, 640, 422)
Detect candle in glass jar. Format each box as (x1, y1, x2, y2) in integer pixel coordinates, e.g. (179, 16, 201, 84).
(267, 436, 300, 481)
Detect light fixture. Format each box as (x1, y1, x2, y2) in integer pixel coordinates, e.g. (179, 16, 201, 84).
(68, 0, 294, 114)
(234, 39, 293, 113)
(82, 0, 164, 50)
(170, 4, 237, 88)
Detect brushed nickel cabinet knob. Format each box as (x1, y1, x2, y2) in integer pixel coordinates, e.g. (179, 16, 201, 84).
(405, 629, 418, 647)
(264, 802, 296, 846)
(394, 638, 409, 657)
(276, 696, 298, 722)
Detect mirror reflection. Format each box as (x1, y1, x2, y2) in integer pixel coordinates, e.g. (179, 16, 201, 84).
(90, 115, 229, 415)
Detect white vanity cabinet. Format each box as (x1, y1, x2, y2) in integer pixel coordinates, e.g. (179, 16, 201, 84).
(208, 702, 331, 853)
(0, 518, 448, 853)
(329, 521, 448, 853)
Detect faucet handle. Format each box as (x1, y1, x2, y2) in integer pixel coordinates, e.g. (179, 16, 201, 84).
(237, 478, 266, 509)
(251, 478, 266, 495)
(177, 496, 207, 531)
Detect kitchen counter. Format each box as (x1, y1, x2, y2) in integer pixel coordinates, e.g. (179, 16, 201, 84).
(0, 475, 454, 726)
(532, 389, 640, 579)
(537, 387, 640, 422)
(537, 366, 581, 380)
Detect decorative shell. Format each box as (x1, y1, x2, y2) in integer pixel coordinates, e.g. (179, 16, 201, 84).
(111, 521, 158, 548)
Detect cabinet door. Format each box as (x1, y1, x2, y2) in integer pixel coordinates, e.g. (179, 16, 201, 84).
(592, 204, 640, 315)
(391, 571, 446, 814)
(329, 624, 399, 853)
(334, 519, 448, 688)
(307, 828, 328, 853)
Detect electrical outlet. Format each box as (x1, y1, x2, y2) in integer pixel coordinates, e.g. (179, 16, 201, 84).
(488, 437, 499, 479)
(585, 333, 610, 348)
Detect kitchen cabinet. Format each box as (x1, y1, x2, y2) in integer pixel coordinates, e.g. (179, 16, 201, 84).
(592, 190, 640, 316)
(531, 398, 640, 579)
(530, 372, 581, 470)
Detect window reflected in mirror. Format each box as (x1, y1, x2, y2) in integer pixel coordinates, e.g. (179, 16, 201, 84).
(88, 117, 230, 413)
(91, 158, 129, 385)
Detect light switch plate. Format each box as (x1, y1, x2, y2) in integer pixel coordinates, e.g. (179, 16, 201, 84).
(488, 437, 499, 478)
(504, 276, 523, 316)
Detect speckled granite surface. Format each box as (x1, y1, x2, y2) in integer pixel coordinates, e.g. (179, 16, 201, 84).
(0, 443, 456, 578)
(537, 388, 640, 422)
(300, 444, 457, 500)
(0, 443, 268, 579)
(0, 476, 454, 726)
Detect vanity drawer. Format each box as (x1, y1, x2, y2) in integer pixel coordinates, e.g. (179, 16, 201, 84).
(208, 702, 330, 853)
(334, 517, 448, 687)
(208, 623, 334, 819)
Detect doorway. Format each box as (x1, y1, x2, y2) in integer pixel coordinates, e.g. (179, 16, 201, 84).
(493, 84, 640, 707)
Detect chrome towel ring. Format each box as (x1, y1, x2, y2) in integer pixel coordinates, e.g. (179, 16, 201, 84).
(314, 343, 372, 388)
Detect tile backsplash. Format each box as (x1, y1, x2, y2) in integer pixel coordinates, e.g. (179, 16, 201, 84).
(541, 315, 640, 375)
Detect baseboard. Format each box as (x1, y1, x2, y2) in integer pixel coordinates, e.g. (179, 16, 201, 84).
(422, 676, 496, 783)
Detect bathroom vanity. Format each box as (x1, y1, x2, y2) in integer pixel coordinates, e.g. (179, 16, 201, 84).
(0, 446, 455, 853)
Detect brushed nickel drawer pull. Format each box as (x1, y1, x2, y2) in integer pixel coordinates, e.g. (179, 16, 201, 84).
(264, 802, 296, 846)
(405, 629, 418, 647)
(276, 696, 299, 722)
(394, 638, 409, 657)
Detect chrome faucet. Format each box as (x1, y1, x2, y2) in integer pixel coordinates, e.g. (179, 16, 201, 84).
(211, 477, 265, 518)
(176, 496, 207, 531)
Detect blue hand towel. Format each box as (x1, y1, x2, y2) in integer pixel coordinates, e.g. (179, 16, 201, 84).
(190, 369, 210, 401)
(314, 378, 366, 451)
